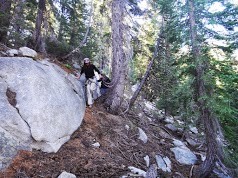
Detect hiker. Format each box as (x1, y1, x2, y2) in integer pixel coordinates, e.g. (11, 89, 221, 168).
(98, 73, 111, 95)
(76, 58, 101, 107)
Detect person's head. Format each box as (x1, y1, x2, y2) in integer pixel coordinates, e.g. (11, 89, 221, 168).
(84, 58, 90, 65)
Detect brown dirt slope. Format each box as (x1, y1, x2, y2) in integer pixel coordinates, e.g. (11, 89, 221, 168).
(0, 102, 192, 178)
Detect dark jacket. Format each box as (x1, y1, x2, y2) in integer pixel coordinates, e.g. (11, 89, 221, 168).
(80, 64, 100, 79)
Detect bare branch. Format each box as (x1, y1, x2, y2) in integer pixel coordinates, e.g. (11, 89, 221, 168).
(63, 0, 94, 60)
(128, 36, 160, 110)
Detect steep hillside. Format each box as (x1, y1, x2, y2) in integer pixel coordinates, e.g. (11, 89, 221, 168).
(0, 46, 205, 177)
(0, 103, 196, 178)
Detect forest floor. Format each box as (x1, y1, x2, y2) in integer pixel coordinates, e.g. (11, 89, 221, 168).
(0, 102, 192, 178)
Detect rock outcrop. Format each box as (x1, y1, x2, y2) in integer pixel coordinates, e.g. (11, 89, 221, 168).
(0, 57, 85, 169)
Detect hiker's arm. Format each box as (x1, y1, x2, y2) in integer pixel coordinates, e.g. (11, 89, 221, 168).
(80, 67, 84, 75)
(76, 67, 85, 79)
(75, 67, 84, 79)
(97, 78, 102, 82)
(93, 65, 101, 75)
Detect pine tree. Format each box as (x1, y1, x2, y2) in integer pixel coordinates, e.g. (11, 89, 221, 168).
(0, 0, 12, 44)
(187, 0, 225, 177)
(104, 0, 127, 114)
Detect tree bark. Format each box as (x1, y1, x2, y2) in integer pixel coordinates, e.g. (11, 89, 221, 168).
(104, 0, 127, 114)
(0, 0, 12, 44)
(12, 0, 25, 33)
(188, 0, 224, 177)
(10, 0, 25, 47)
(34, 0, 46, 53)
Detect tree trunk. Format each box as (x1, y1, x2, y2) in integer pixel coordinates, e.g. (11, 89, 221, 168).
(10, 0, 25, 47)
(188, 0, 224, 177)
(12, 0, 25, 33)
(100, 55, 106, 71)
(34, 0, 46, 53)
(0, 0, 12, 44)
(161, 14, 173, 116)
(104, 0, 127, 114)
(58, 15, 64, 42)
(48, 0, 61, 42)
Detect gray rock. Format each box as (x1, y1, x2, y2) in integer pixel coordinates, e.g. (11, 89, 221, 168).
(155, 155, 171, 172)
(138, 127, 148, 143)
(163, 157, 172, 171)
(176, 119, 184, 126)
(158, 129, 173, 139)
(186, 138, 200, 147)
(170, 146, 197, 165)
(173, 172, 186, 178)
(144, 155, 150, 167)
(92, 142, 100, 147)
(125, 125, 130, 130)
(189, 126, 198, 134)
(0, 57, 85, 169)
(73, 63, 80, 69)
(131, 82, 139, 92)
(172, 139, 185, 147)
(171, 139, 198, 165)
(173, 116, 182, 120)
(0, 51, 7, 57)
(6, 49, 18, 57)
(0, 130, 30, 170)
(19, 47, 37, 58)
(128, 166, 146, 177)
(58, 171, 76, 178)
(145, 164, 158, 178)
(164, 116, 174, 124)
(144, 101, 157, 111)
(165, 124, 177, 132)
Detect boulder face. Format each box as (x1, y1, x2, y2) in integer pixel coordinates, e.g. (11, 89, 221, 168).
(0, 57, 85, 168)
(19, 47, 37, 58)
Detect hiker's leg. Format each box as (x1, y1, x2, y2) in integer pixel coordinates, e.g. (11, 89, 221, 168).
(91, 77, 100, 99)
(100, 88, 107, 95)
(86, 82, 93, 106)
(96, 80, 101, 98)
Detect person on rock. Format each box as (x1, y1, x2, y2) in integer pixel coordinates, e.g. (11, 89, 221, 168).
(76, 58, 101, 107)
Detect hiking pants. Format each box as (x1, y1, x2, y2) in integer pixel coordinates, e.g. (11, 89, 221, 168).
(86, 77, 101, 105)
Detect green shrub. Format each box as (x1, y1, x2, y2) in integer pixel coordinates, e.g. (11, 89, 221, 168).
(46, 38, 72, 57)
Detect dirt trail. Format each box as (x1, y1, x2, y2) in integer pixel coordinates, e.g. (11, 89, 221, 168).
(0, 103, 190, 178)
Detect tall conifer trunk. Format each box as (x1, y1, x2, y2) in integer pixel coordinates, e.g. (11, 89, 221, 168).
(104, 0, 127, 114)
(34, 0, 46, 53)
(187, 0, 224, 177)
(12, 0, 25, 33)
(0, 0, 12, 44)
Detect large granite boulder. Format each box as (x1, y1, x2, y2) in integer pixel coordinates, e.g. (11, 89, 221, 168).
(0, 57, 85, 169)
